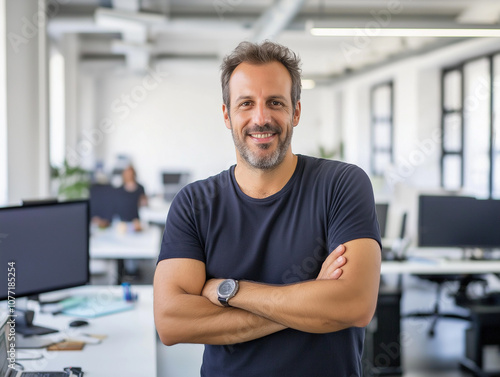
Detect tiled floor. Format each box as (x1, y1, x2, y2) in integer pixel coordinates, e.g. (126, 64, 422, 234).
(155, 274, 500, 377)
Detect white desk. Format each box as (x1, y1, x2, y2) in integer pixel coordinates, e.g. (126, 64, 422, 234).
(139, 200, 171, 226)
(382, 247, 500, 275)
(17, 285, 156, 376)
(90, 224, 162, 260)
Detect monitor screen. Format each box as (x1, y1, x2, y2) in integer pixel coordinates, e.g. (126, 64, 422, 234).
(0, 200, 89, 300)
(89, 184, 116, 221)
(162, 173, 184, 185)
(375, 203, 389, 238)
(418, 195, 500, 248)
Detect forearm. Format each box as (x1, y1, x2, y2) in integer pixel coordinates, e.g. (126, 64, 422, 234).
(155, 292, 286, 346)
(229, 279, 372, 333)
(201, 240, 379, 334)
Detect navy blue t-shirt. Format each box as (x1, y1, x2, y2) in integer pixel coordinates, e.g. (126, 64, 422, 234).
(158, 155, 381, 377)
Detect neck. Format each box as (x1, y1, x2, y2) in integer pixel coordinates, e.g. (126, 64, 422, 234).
(234, 152, 298, 199)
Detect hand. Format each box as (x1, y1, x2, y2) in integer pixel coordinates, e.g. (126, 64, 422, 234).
(202, 278, 224, 306)
(316, 244, 346, 280)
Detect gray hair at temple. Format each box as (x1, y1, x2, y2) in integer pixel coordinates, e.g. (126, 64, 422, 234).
(220, 40, 302, 112)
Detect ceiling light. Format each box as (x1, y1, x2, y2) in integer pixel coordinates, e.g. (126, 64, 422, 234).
(310, 27, 500, 38)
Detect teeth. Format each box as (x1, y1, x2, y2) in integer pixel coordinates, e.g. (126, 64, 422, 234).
(252, 133, 273, 139)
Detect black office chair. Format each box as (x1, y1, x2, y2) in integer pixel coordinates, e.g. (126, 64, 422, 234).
(400, 206, 486, 337)
(404, 274, 485, 337)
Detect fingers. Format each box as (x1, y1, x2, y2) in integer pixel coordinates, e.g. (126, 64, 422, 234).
(320, 258, 345, 280)
(316, 244, 347, 280)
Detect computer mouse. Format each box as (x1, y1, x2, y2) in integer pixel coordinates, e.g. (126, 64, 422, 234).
(69, 319, 89, 328)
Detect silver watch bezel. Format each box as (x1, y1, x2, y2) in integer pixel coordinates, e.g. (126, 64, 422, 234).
(217, 279, 239, 305)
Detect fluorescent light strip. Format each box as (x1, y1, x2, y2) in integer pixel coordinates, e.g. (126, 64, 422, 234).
(310, 28, 500, 38)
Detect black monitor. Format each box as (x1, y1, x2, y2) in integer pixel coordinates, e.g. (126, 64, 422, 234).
(89, 184, 116, 222)
(375, 203, 389, 238)
(90, 184, 142, 223)
(162, 171, 189, 201)
(162, 172, 184, 185)
(0, 200, 89, 335)
(115, 187, 141, 221)
(418, 195, 500, 249)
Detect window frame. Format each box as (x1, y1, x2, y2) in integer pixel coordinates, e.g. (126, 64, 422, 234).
(441, 52, 500, 198)
(370, 80, 394, 176)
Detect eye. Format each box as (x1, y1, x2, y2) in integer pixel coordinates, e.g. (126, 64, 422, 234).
(240, 101, 252, 107)
(270, 100, 284, 107)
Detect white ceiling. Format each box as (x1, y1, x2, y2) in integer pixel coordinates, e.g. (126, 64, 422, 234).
(48, 0, 500, 78)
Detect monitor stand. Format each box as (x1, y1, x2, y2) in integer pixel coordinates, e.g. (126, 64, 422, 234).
(15, 308, 58, 336)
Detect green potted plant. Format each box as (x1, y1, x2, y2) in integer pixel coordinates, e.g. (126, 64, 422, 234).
(51, 160, 91, 200)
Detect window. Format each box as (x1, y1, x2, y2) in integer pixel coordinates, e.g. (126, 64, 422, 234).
(441, 68, 464, 190)
(49, 49, 65, 168)
(441, 53, 500, 198)
(370, 81, 394, 176)
(493, 55, 500, 198)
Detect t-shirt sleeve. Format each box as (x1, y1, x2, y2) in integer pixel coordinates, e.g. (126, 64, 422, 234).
(138, 184, 146, 196)
(157, 188, 206, 264)
(327, 164, 382, 253)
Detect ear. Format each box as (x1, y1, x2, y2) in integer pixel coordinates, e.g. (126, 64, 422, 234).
(223, 103, 231, 130)
(292, 101, 301, 127)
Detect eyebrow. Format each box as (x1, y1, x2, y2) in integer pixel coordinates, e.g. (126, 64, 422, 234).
(234, 95, 290, 103)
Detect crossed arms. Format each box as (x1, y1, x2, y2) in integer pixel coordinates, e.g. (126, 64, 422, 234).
(154, 238, 381, 346)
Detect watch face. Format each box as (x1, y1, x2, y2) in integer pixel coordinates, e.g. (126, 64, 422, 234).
(219, 280, 236, 298)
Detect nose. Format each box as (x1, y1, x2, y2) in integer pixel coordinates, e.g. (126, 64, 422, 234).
(252, 101, 271, 126)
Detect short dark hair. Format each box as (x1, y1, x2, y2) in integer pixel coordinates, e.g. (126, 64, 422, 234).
(220, 40, 302, 111)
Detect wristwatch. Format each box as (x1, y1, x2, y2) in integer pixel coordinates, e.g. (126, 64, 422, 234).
(217, 279, 239, 307)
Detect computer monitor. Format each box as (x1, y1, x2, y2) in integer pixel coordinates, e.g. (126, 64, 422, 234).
(375, 203, 389, 238)
(162, 171, 189, 201)
(418, 195, 500, 249)
(162, 172, 184, 185)
(115, 187, 141, 222)
(89, 184, 116, 222)
(0, 200, 89, 334)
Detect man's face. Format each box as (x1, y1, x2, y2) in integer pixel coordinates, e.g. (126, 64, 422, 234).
(223, 61, 301, 170)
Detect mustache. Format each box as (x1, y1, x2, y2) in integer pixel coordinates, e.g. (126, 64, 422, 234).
(245, 124, 281, 135)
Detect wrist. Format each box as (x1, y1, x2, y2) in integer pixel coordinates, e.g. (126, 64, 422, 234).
(217, 279, 239, 307)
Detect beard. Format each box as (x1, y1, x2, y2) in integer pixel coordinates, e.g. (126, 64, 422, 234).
(230, 121, 293, 170)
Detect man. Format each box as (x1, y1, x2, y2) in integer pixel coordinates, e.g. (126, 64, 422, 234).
(154, 41, 381, 377)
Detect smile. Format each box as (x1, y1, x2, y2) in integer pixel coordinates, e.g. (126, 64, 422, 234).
(251, 133, 275, 139)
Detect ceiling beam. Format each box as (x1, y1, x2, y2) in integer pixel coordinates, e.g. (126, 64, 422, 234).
(251, 0, 307, 42)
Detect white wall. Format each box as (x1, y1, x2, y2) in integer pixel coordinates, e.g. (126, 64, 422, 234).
(77, 59, 328, 195)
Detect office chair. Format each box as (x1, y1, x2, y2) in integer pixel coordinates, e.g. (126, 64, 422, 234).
(404, 274, 481, 337)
